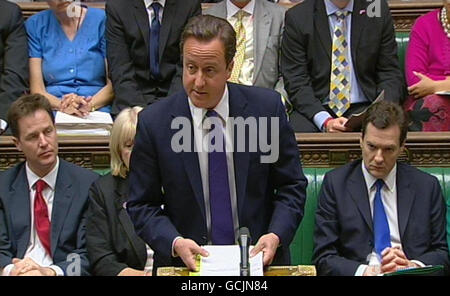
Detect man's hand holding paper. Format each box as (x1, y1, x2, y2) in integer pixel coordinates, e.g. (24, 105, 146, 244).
(174, 238, 209, 271)
(250, 232, 280, 266)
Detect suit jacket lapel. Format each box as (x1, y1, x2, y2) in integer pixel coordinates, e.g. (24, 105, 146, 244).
(51, 161, 75, 257)
(159, 0, 176, 60)
(9, 165, 31, 257)
(253, 1, 271, 83)
(227, 84, 250, 220)
(134, 0, 150, 53)
(113, 177, 147, 267)
(348, 162, 373, 233)
(171, 92, 206, 220)
(350, 0, 367, 67)
(396, 165, 415, 239)
(314, 0, 332, 60)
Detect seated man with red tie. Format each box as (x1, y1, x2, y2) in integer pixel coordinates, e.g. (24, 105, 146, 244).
(313, 100, 449, 276)
(0, 94, 99, 276)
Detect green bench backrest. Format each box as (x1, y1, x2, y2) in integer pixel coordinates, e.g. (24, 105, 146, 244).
(290, 166, 450, 265)
(396, 31, 410, 74)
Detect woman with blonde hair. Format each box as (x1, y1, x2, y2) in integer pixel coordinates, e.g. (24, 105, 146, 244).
(86, 106, 153, 276)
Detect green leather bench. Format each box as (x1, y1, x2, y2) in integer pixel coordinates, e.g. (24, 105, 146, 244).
(396, 31, 410, 76)
(290, 167, 450, 265)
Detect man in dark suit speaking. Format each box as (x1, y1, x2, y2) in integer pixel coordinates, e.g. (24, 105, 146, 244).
(281, 0, 406, 132)
(105, 0, 202, 117)
(127, 15, 307, 272)
(313, 100, 449, 276)
(0, 94, 98, 276)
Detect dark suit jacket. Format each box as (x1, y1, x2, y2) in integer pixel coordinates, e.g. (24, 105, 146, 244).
(281, 0, 406, 121)
(86, 173, 147, 276)
(106, 0, 201, 116)
(0, 160, 99, 276)
(313, 160, 449, 276)
(0, 0, 28, 121)
(127, 83, 307, 269)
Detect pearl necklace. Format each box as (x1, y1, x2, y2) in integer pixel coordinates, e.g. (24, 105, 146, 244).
(440, 7, 450, 38)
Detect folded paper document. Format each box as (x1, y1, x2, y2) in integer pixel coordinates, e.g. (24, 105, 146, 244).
(189, 245, 264, 276)
(55, 111, 113, 136)
(344, 90, 385, 131)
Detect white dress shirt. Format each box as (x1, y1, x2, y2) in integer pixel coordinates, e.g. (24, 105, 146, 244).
(144, 0, 165, 27)
(355, 163, 424, 276)
(226, 0, 255, 85)
(2, 157, 64, 276)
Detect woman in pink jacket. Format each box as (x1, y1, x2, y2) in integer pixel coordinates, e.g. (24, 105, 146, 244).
(405, 0, 450, 131)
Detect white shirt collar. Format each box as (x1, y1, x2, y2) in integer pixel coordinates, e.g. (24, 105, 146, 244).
(188, 85, 229, 129)
(362, 161, 397, 193)
(144, 0, 165, 9)
(26, 157, 60, 192)
(227, 0, 255, 19)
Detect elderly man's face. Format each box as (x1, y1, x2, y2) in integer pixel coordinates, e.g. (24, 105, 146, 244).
(182, 37, 233, 109)
(360, 123, 404, 179)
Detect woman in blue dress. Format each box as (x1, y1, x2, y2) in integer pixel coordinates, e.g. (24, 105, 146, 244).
(26, 0, 113, 116)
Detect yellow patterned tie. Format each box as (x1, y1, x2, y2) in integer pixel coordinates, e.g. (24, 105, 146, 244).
(229, 10, 246, 83)
(329, 10, 351, 117)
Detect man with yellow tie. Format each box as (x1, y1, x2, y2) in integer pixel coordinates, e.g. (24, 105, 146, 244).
(204, 0, 287, 100)
(281, 0, 406, 132)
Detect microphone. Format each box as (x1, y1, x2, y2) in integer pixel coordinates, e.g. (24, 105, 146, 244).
(237, 227, 251, 276)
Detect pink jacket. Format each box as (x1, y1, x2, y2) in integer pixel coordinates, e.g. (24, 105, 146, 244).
(405, 9, 450, 86)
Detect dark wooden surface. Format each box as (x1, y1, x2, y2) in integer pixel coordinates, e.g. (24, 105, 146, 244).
(2, 132, 450, 170)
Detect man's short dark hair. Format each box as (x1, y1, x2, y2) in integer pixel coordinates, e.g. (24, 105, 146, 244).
(7, 94, 54, 138)
(362, 100, 408, 145)
(180, 14, 236, 66)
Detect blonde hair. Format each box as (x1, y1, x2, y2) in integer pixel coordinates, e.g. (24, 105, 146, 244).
(110, 106, 143, 178)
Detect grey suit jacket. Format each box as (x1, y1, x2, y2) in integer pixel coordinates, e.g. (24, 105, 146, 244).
(204, 0, 286, 97)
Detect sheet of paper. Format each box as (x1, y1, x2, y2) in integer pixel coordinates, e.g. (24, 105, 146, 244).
(434, 90, 450, 95)
(344, 90, 385, 131)
(55, 111, 113, 125)
(199, 245, 263, 276)
(56, 128, 111, 136)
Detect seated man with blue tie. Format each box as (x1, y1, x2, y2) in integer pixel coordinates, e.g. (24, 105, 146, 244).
(281, 0, 406, 132)
(0, 94, 99, 276)
(126, 15, 307, 272)
(313, 100, 449, 276)
(105, 0, 201, 117)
